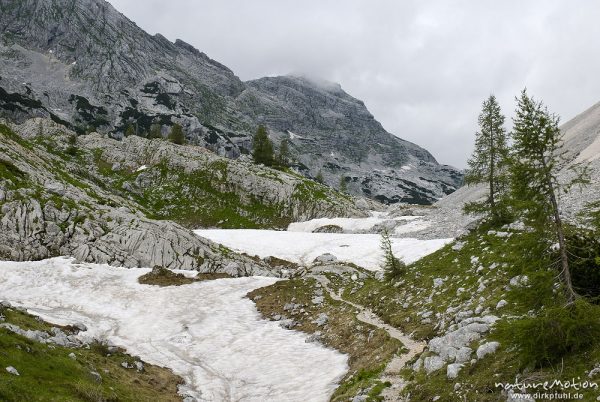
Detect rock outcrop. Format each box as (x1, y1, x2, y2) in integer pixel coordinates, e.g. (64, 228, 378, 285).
(0, 120, 283, 275)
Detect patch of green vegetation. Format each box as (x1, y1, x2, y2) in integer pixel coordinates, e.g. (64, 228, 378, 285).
(333, 365, 388, 402)
(292, 180, 330, 202)
(0, 307, 182, 402)
(0, 124, 33, 150)
(138, 265, 231, 286)
(335, 224, 600, 401)
(127, 160, 291, 229)
(0, 158, 26, 187)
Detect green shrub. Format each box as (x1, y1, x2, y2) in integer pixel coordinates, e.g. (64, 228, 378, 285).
(496, 298, 600, 368)
(566, 228, 600, 301)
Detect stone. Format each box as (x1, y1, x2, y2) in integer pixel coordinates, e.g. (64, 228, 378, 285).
(279, 319, 297, 329)
(313, 253, 338, 264)
(68, 352, 77, 360)
(496, 300, 508, 309)
(305, 332, 322, 343)
(509, 275, 529, 288)
(446, 363, 463, 379)
(44, 182, 66, 196)
(312, 225, 344, 233)
(6, 366, 19, 376)
(424, 356, 445, 373)
(476, 342, 500, 359)
(89, 371, 102, 383)
(313, 313, 329, 327)
(452, 241, 465, 251)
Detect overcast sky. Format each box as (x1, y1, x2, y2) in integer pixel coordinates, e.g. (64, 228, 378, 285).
(108, 0, 600, 168)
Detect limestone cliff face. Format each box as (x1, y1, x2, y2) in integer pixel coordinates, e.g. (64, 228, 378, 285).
(0, 0, 462, 205)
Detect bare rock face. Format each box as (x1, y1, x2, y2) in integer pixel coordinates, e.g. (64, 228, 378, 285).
(0, 0, 462, 205)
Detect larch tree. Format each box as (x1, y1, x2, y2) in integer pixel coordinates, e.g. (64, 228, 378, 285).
(315, 170, 324, 184)
(252, 125, 274, 166)
(510, 89, 588, 304)
(168, 124, 186, 145)
(339, 175, 348, 193)
(277, 139, 290, 167)
(464, 94, 510, 222)
(148, 124, 162, 140)
(124, 124, 135, 138)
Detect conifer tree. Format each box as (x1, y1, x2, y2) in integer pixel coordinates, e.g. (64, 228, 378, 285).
(315, 170, 324, 184)
(168, 124, 186, 145)
(511, 89, 588, 303)
(252, 125, 274, 166)
(148, 124, 162, 140)
(339, 176, 348, 193)
(381, 230, 405, 281)
(277, 139, 290, 167)
(125, 124, 135, 138)
(464, 95, 510, 221)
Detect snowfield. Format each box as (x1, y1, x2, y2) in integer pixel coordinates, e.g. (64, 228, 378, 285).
(0, 258, 348, 402)
(194, 229, 452, 271)
(287, 214, 422, 234)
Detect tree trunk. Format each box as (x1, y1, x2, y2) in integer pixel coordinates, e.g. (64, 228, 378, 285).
(489, 116, 496, 217)
(543, 164, 576, 303)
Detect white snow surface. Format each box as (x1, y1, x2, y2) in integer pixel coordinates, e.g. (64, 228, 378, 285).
(194, 229, 452, 271)
(287, 215, 420, 234)
(0, 258, 348, 402)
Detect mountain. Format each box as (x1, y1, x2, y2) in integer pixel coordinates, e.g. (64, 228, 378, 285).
(0, 0, 462, 205)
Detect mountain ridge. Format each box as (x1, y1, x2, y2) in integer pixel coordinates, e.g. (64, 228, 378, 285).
(0, 0, 463, 204)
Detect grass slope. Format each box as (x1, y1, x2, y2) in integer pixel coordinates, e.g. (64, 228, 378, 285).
(0, 306, 182, 402)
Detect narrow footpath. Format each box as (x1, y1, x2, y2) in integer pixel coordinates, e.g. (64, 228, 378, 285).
(312, 275, 425, 401)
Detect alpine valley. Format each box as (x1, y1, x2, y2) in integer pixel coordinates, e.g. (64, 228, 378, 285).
(3, 1, 600, 402)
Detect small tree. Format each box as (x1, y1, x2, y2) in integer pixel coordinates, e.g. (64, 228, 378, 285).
(277, 139, 290, 167)
(464, 95, 510, 222)
(339, 176, 348, 193)
(148, 124, 162, 140)
(315, 170, 324, 184)
(510, 89, 588, 304)
(252, 125, 274, 166)
(381, 230, 405, 281)
(65, 134, 78, 156)
(168, 124, 186, 145)
(124, 124, 135, 137)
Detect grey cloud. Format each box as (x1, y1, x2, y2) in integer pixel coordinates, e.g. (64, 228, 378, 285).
(108, 0, 600, 168)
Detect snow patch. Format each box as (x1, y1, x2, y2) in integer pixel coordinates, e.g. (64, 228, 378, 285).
(287, 214, 422, 234)
(0, 258, 348, 402)
(195, 229, 452, 271)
